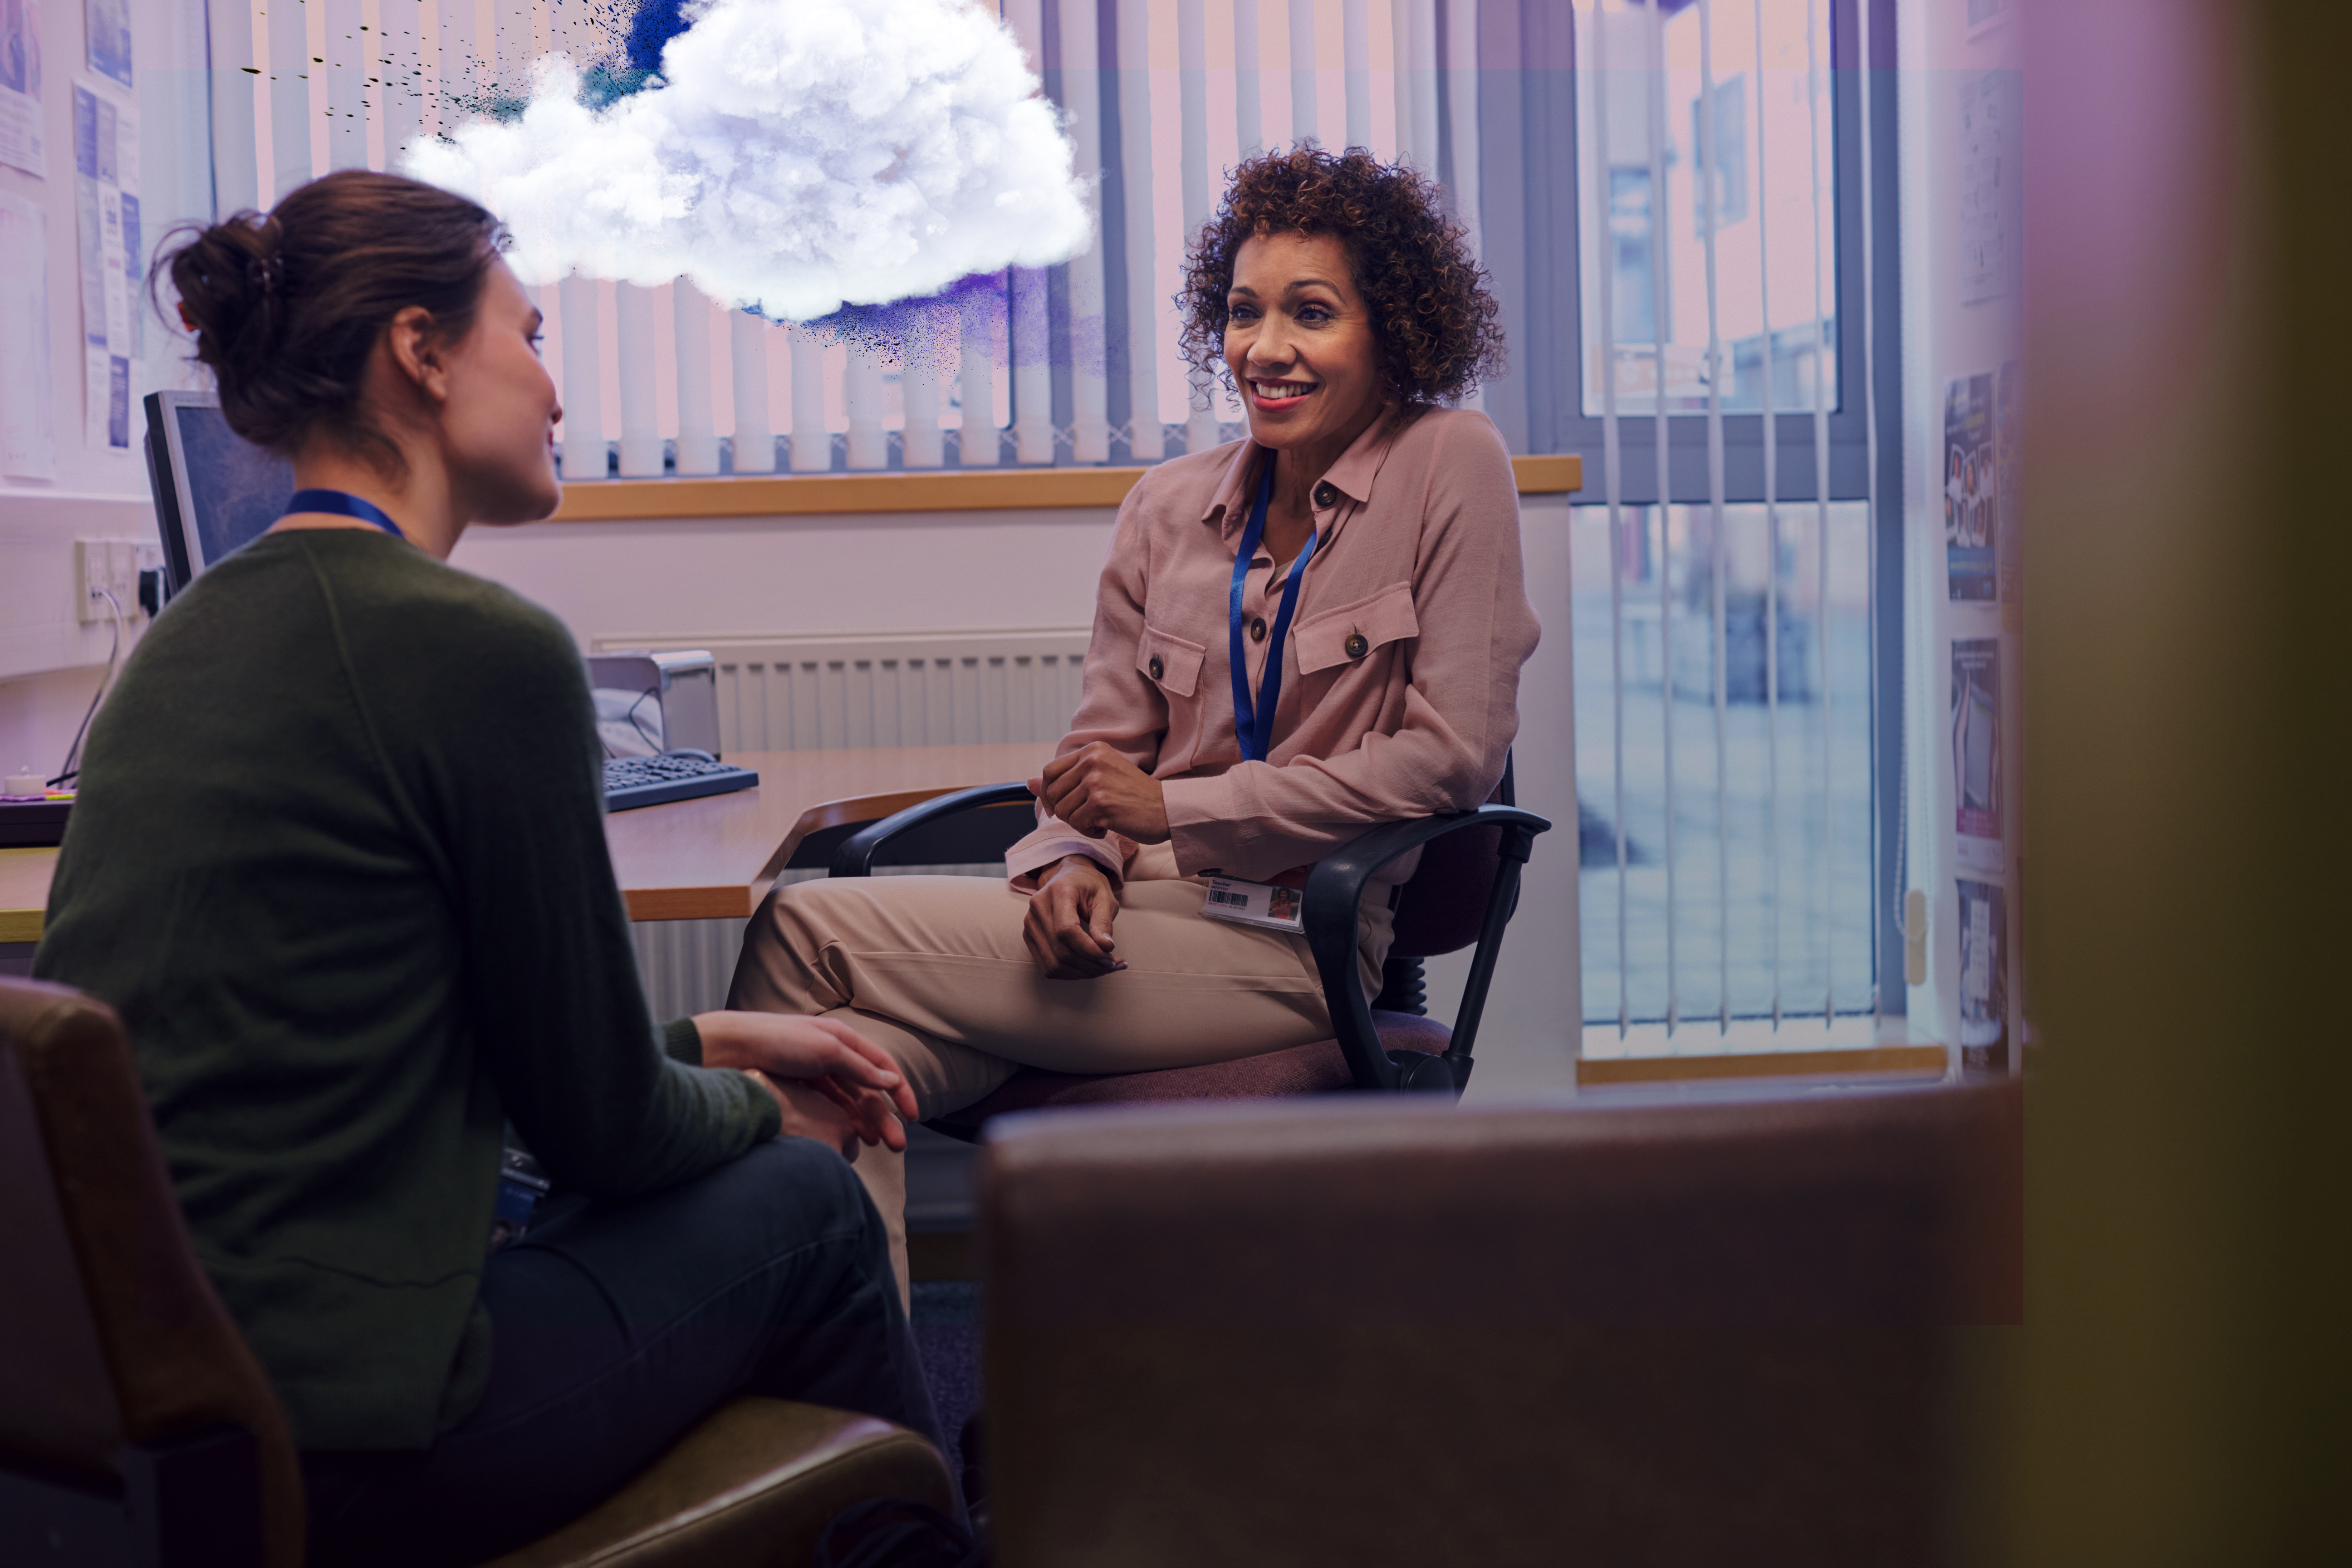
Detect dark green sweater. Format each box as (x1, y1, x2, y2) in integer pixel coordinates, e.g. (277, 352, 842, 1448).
(34, 529, 779, 1451)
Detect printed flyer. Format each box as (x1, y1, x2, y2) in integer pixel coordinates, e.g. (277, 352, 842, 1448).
(0, 0, 41, 176)
(1958, 878, 2009, 1073)
(1944, 372, 1997, 601)
(83, 0, 126, 88)
(1951, 638, 2002, 873)
(73, 75, 137, 450)
(1959, 72, 2007, 304)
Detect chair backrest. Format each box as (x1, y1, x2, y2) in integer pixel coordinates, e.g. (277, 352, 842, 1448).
(981, 1079, 2022, 1566)
(1386, 763, 1513, 959)
(0, 977, 305, 1568)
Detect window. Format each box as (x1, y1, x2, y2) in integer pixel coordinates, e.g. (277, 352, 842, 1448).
(1474, 0, 1902, 1050)
(1571, 500, 1878, 1038)
(190, 0, 1902, 1052)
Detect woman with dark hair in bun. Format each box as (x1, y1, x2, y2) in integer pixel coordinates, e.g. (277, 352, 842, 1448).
(34, 168, 945, 1565)
(729, 146, 1540, 1297)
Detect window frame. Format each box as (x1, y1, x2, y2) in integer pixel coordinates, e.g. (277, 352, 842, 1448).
(1483, 0, 1883, 506)
(1475, 0, 1908, 1024)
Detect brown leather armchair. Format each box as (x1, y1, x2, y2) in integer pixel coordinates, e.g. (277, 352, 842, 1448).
(0, 977, 952, 1568)
(979, 1078, 2023, 1567)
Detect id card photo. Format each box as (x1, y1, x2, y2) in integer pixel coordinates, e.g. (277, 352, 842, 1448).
(1200, 876, 1304, 933)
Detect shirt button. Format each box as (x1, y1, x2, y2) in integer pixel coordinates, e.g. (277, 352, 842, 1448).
(1313, 481, 1339, 510)
(1148, 655, 1165, 681)
(1345, 632, 1370, 659)
(1250, 616, 1267, 643)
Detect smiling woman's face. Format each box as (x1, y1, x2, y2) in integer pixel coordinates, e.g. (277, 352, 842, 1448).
(1223, 230, 1385, 461)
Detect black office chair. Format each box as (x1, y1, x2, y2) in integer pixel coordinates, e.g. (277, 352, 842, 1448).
(829, 761, 1550, 1139)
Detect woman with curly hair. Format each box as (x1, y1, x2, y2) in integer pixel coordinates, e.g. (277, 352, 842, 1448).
(730, 147, 1541, 1295)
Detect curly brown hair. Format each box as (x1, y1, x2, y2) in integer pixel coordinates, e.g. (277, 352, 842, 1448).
(1177, 146, 1504, 410)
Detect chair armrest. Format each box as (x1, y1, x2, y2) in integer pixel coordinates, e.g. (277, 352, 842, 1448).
(1301, 806, 1552, 1094)
(831, 782, 1035, 878)
(481, 1398, 954, 1568)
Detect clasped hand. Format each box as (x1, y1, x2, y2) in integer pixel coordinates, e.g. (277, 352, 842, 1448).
(1029, 741, 1169, 844)
(1020, 743, 1171, 981)
(692, 1011, 921, 1162)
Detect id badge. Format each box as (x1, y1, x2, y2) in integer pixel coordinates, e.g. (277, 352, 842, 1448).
(1201, 875, 1304, 933)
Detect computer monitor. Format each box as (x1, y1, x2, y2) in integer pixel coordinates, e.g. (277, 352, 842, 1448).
(143, 390, 295, 594)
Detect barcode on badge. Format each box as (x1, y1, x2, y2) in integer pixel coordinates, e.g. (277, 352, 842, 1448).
(1200, 875, 1304, 932)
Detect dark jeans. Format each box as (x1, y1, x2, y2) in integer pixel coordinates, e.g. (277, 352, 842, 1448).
(301, 1137, 946, 1568)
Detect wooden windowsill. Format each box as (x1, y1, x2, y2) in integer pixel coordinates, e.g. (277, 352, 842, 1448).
(548, 454, 1582, 521)
(1577, 1044, 1950, 1086)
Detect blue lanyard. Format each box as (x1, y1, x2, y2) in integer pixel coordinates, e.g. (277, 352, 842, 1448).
(1228, 458, 1318, 763)
(283, 489, 407, 540)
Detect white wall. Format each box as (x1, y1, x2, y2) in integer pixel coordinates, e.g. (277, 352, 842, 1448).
(0, 0, 217, 775)
(448, 507, 1122, 646)
(1452, 492, 1579, 1101)
(0, 489, 159, 780)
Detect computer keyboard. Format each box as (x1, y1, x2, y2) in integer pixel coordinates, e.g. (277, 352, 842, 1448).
(603, 749, 760, 811)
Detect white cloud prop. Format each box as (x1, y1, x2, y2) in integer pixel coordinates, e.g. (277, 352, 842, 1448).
(403, 0, 1092, 321)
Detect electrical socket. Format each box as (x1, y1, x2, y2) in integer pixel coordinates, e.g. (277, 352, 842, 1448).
(76, 538, 143, 623)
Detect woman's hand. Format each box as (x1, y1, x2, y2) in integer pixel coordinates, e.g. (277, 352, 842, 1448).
(1024, 855, 1128, 979)
(692, 1011, 920, 1152)
(738, 1070, 877, 1163)
(1030, 741, 1170, 843)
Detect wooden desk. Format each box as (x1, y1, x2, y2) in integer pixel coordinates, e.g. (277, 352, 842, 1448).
(1, 848, 50, 944)
(606, 744, 1044, 921)
(0, 743, 1047, 942)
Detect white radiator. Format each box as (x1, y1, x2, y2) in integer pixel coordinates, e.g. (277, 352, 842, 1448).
(593, 628, 1093, 754)
(597, 627, 1092, 1017)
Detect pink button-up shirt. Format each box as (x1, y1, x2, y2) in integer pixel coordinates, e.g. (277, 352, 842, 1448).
(1006, 406, 1541, 892)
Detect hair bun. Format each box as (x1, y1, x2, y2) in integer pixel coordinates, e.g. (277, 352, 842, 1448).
(158, 212, 281, 353)
(147, 170, 502, 466)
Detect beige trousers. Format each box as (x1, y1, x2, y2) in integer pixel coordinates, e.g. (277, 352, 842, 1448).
(726, 844, 1392, 1303)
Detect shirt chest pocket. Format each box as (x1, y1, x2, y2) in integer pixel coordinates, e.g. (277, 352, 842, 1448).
(1136, 624, 1207, 698)
(1293, 582, 1419, 675)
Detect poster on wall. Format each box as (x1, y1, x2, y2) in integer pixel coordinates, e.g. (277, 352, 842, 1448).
(1951, 637, 2002, 873)
(1996, 358, 2023, 632)
(1959, 72, 2006, 304)
(73, 76, 137, 451)
(1958, 878, 2009, 1073)
(0, 191, 58, 478)
(1945, 372, 1997, 601)
(0, 0, 41, 176)
(83, 0, 127, 88)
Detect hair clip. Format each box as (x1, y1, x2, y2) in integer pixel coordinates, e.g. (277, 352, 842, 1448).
(248, 258, 279, 295)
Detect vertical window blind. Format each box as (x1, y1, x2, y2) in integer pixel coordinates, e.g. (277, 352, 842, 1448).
(201, 0, 1472, 477)
(1568, 0, 1887, 1057)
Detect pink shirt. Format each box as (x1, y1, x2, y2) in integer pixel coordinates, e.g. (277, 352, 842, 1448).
(1007, 407, 1541, 892)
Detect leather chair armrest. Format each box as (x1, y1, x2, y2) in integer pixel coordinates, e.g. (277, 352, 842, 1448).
(482, 1398, 954, 1568)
